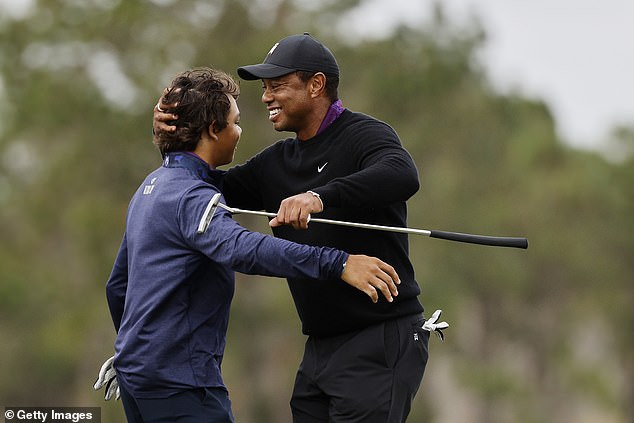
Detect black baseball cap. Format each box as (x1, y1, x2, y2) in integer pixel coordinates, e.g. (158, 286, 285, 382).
(237, 33, 339, 81)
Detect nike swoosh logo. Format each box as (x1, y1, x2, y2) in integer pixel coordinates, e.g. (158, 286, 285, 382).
(317, 162, 328, 173)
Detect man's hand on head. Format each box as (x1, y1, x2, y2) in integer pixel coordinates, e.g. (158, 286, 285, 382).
(152, 88, 178, 142)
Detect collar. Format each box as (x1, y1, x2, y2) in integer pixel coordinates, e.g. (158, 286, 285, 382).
(316, 99, 345, 136)
(163, 152, 225, 188)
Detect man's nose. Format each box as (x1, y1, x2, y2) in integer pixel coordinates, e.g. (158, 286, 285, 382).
(261, 87, 273, 103)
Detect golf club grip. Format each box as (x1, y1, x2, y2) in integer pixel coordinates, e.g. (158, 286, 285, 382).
(430, 230, 529, 249)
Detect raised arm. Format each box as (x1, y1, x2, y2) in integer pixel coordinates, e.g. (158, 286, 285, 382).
(183, 188, 400, 303)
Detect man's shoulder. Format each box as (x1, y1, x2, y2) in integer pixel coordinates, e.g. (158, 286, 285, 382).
(340, 108, 382, 121)
(340, 109, 393, 129)
(337, 109, 398, 140)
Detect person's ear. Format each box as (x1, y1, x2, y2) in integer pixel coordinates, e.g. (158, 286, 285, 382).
(208, 122, 220, 141)
(310, 73, 327, 98)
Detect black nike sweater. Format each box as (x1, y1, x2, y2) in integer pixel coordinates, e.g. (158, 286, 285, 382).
(224, 109, 424, 336)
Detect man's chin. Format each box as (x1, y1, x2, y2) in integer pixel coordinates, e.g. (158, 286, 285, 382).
(272, 122, 288, 132)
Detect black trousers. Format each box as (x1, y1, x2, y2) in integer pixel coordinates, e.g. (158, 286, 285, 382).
(291, 314, 430, 423)
(119, 384, 234, 423)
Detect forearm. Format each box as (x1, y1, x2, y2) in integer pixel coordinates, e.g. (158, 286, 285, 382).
(105, 236, 128, 332)
(106, 288, 125, 333)
(201, 218, 348, 280)
(182, 189, 347, 280)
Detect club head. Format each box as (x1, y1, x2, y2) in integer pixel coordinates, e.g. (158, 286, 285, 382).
(196, 192, 222, 234)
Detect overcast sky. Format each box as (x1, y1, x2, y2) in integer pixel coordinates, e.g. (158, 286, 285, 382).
(2, 0, 633, 151)
(338, 0, 634, 151)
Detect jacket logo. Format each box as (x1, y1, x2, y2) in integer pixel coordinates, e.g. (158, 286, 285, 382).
(317, 162, 328, 173)
(143, 177, 157, 195)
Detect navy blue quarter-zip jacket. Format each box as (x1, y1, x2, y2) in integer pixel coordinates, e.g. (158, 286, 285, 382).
(106, 152, 347, 398)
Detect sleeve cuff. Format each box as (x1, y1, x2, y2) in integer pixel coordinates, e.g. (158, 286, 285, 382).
(307, 190, 324, 211)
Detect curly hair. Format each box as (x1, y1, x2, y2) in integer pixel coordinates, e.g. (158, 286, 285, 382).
(154, 67, 240, 155)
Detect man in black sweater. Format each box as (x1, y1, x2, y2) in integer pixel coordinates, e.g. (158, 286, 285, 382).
(154, 33, 430, 423)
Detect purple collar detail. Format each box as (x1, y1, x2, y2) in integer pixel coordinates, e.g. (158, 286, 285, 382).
(316, 100, 345, 136)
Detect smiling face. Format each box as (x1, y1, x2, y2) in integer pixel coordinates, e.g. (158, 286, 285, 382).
(261, 72, 324, 140)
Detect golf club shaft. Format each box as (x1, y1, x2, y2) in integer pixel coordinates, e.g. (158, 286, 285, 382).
(220, 204, 528, 249)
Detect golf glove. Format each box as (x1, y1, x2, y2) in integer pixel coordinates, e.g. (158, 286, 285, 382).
(422, 309, 449, 341)
(93, 355, 120, 400)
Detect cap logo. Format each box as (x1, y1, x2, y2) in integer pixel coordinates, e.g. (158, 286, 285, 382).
(266, 43, 279, 58)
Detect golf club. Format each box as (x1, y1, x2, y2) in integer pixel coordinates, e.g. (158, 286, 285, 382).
(198, 193, 529, 249)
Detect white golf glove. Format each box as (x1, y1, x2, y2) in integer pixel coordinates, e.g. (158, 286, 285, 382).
(422, 309, 449, 341)
(93, 355, 120, 400)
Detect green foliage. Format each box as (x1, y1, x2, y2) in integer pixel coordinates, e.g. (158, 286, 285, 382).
(0, 1, 631, 422)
